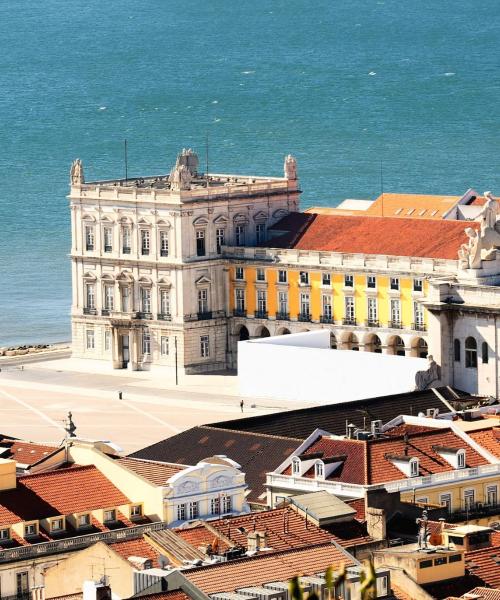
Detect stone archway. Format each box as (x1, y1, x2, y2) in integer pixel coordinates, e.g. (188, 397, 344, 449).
(411, 337, 428, 358)
(237, 325, 250, 342)
(276, 327, 291, 335)
(255, 326, 270, 338)
(364, 333, 382, 353)
(388, 335, 406, 356)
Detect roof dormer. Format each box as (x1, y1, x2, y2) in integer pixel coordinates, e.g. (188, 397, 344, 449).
(385, 454, 419, 478)
(432, 446, 466, 469)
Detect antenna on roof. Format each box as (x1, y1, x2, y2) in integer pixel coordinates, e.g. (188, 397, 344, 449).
(380, 159, 384, 216)
(124, 139, 128, 182)
(205, 132, 209, 188)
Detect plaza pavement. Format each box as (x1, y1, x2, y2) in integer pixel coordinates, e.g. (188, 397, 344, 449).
(0, 354, 299, 454)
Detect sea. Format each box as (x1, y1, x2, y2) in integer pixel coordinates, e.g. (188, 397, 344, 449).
(0, 0, 499, 346)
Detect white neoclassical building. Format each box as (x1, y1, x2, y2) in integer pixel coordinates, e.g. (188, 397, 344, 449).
(69, 151, 299, 374)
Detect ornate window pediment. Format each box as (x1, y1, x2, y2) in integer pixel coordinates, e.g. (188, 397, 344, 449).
(157, 277, 172, 287)
(213, 214, 229, 225)
(193, 215, 209, 227)
(253, 211, 268, 223)
(118, 216, 132, 224)
(195, 275, 212, 286)
(138, 218, 150, 226)
(157, 219, 171, 227)
(233, 212, 249, 224)
(272, 208, 288, 219)
(116, 270, 134, 282)
(138, 276, 152, 284)
(100, 216, 113, 223)
(83, 271, 97, 281)
(101, 273, 115, 281)
(82, 214, 96, 222)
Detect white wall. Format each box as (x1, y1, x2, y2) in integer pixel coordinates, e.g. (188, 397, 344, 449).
(238, 330, 429, 404)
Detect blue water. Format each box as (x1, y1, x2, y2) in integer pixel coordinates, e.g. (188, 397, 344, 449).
(0, 0, 499, 346)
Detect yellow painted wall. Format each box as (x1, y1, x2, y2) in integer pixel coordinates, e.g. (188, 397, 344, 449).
(378, 277, 390, 324)
(288, 271, 299, 319)
(310, 272, 321, 320)
(332, 273, 344, 321)
(400, 277, 413, 327)
(267, 268, 277, 316)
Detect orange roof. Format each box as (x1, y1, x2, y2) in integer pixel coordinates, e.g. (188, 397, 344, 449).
(268, 213, 477, 260)
(468, 428, 500, 458)
(110, 537, 161, 568)
(184, 543, 354, 593)
(366, 193, 461, 219)
(304, 207, 364, 216)
(0, 465, 131, 526)
(118, 457, 186, 485)
(0, 438, 58, 466)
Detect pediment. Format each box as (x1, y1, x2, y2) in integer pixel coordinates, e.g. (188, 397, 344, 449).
(253, 211, 268, 222)
(233, 212, 249, 224)
(213, 214, 229, 225)
(272, 208, 288, 219)
(193, 215, 209, 227)
(195, 275, 212, 285)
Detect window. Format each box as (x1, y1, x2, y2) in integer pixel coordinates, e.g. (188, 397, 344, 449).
(24, 523, 37, 537)
(104, 285, 114, 311)
(454, 339, 461, 362)
(51, 518, 64, 532)
(122, 226, 131, 254)
(78, 513, 91, 527)
(367, 276, 376, 289)
(85, 283, 95, 309)
(256, 268, 265, 282)
(17, 572, 29, 597)
(482, 341, 489, 364)
(256, 223, 266, 244)
(300, 293, 310, 317)
(257, 289, 267, 313)
(141, 229, 150, 255)
(292, 457, 300, 475)
(198, 289, 209, 314)
(322, 273, 331, 286)
(216, 228, 225, 253)
(160, 231, 169, 257)
(322, 295, 332, 320)
(210, 497, 220, 515)
(141, 287, 151, 313)
(188, 502, 199, 520)
(103, 227, 113, 252)
(420, 559, 433, 569)
(222, 495, 232, 513)
(278, 270, 287, 283)
(160, 289, 171, 316)
(104, 509, 116, 523)
(0, 528, 9, 540)
(300, 271, 309, 285)
(235, 289, 245, 312)
(200, 335, 210, 358)
(449, 554, 462, 563)
(85, 225, 95, 251)
(487, 485, 498, 506)
(440, 493, 452, 513)
(390, 299, 401, 325)
(196, 229, 206, 256)
(131, 505, 143, 518)
(142, 330, 151, 355)
(235, 267, 244, 280)
(344, 274, 353, 287)
(345, 296, 355, 321)
(104, 330, 111, 352)
(457, 450, 466, 469)
(235, 225, 245, 246)
(367, 297, 377, 323)
(414, 278, 423, 292)
(160, 336, 169, 356)
(390, 277, 400, 290)
(315, 461, 324, 479)
(410, 458, 419, 477)
(278, 291, 288, 315)
(464, 489, 475, 511)
(86, 329, 95, 350)
(465, 337, 478, 368)
(414, 302, 424, 327)
(177, 503, 186, 521)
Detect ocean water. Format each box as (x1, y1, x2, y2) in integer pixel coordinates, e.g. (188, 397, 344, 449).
(0, 0, 499, 346)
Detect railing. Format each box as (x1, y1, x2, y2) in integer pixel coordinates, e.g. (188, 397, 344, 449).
(412, 322, 427, 332)
(197, 311, 213, 321)
(320, 315, 333, 324)
(83, 307, 97, 315)
(342, 318, 356, 326)
(233, 309, 247, 317)
(135, 312, 153, 320)
(267, 473, 367, 498)
(275, 312, 290, 320)
(86, 245, 94, 252)
(365, 320, 379, 328)
(104, 246, 112, 253)
(141, 249, 150, 256)
(388, 320, 402, 329)
(160, 250, 168, 257)
(157, 313, 172, 321)
(254, 310, 268, 319)
(0, 521, 169, 565)
(101, 309, 110, 316)
(183, 310, 225, 322)
(122, 247, 131, 254)
(447, 501, 500, 523)
(298, 313, 311, 322)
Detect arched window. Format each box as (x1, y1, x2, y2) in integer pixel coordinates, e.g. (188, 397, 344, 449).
(454, 339, 461, 362)
(482, 342, 489, 364)
(410, 458, 419, 478)
(465, 337, 478, 368)
(457, 449, 466, 469)
(315, 461, 325, 479)
(292, 457, 300, 475)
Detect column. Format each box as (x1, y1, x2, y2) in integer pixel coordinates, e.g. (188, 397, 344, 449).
(112, 328, 121, 369)
(130, 329, 139, 370)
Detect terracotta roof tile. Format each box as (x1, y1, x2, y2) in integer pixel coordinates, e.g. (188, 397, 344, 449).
(127, 593, 190, 600)
(469, 428, 500, 458)
(464, 535, 500, 588)
(0, 439, 59, 466)
(110, 537, 161, 568)
(183, 543, 355, 594)
(118, 457, 186, 485)
(366, 193, 461, 218)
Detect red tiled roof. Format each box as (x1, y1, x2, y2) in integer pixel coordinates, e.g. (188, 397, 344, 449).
(184, 543, 355, 594)
(176, 523, 231, 554)
(346, 498, 366, 522)
(118, 457, 186, 485)
(460, 588, 500, 600)
(0, 465, 131, 526)
(465, 533, 500, 588)
(127, 593, 190, 600)
(266, 213, 478, 259)
(110, 537, 161, 568)
(0, 439, 59, 466)
(469, 428, 500, 458)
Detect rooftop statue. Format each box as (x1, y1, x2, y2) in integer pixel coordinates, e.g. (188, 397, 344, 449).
(284, 154, 297, 180)
(415, 356, 441, 391)
(458, 190, 500, 270)
(170, 163, 192, 191)
(70, 159, 84, 185)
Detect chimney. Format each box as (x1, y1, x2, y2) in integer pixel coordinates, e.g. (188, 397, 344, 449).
(127, 556, 153, 571)
(0, 459, 16, 491)
(83, 581, 112, 600)
(247, 530, 267, 552)
(366, 507, 386, 541)
(347, 424, 356, 439)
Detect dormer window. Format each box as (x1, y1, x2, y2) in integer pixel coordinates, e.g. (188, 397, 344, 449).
(24, 522, 38, 538)
(0, 528, 10, 541)
(410, 458, 419, 477)
(457, 450, 466, 469)
(51, 517, 64, 532)
(292, 457, 300, 475)
(104, 509, 117, 523)
(78, 513, 91, 528)
(130, 505, 143, 519)
(315, 461, 324, 479)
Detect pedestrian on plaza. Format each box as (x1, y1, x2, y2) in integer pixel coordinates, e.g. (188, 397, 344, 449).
(118, 391, 123, 400)
(240, 399, 244, 413)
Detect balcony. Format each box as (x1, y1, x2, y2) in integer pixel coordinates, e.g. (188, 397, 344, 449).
(101, 309, 110, 316)
(83, 307, 97, 315)
(160, 250, 168, 257)
(342, 318, 356, 326)
(157, 313, 172, 321)
(320, 315, 333, 324)
(122, 247, 131, 254)
(135, 312, 152, 320)
(104, 246, 112, 253)
(275, 312, 290, 321)
(233, 309, 247, 317)
(197, 311, 213, 321)
(254, 310, 268, 319)
(141, 249, 150, 256)
(184, 310, 225, 322)
(365, 320, 379, 328)
(447, 501, 500, 523)
(388, 320, 402, 329)
(412, 322, 427, 332)
(86, 245, 94, 252)
(298, 313, 311, 322)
